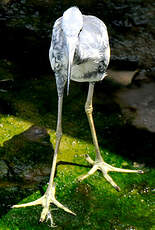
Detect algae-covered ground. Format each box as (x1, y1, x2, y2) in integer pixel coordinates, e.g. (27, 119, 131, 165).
(0, 72, 154, 230)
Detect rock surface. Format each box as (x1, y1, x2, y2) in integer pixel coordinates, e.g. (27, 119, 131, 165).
(113, 68, 155, 132)
(107, 69, 137, 86)
(0, 0, 154, 77)
(0, 125, 53, 182)
(0, 125, 53, 217)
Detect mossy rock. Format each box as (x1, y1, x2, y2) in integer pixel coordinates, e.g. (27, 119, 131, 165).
(0, 125, 53, 181)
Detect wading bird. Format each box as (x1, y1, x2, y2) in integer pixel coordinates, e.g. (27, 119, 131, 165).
(12, 7, 143, 226)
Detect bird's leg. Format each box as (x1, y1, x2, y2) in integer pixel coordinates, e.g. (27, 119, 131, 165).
(12, 93, 75, 225)
(78, 82, 143, 191)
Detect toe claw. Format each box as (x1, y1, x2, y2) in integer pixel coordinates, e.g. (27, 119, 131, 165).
(40, 207, 48, 222)
(138, 170, 144, 174)
(46, 211, 57, 228)
(78, 174, 88, 182)
(115, 185, 120, 192)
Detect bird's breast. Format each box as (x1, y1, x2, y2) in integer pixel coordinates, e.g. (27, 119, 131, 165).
(70, 60, 106, 82)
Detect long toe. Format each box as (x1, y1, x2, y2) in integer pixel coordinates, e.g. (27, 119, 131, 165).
(12, 184, 76, 224)
(101, 170, 120, 191)
(12, 196, 43, 208)
(78, 165, 98, 182)
(79, 154, 143, 191)
(53, 198, 76, 216)
(46, 211, 57, 228)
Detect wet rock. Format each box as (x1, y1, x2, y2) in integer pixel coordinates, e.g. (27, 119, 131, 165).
(0, 0, 154, 77)
(0, 125, 53, 182)
(0, 182, 36, 218)
(114, 69, 155, 132)
(0, 125, 54, 217)
(107, 69, 136, 86)
(132, 68, 155, 86)
(0, 0, 53, 77)
(106, 1, 155, 69)
(91, 0, 155, 69)
(109, 55, 139, 71)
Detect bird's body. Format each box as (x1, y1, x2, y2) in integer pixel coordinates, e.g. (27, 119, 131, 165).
(49, 11, 110, 86)
(12, 7, 143, 227)
(49, 13, 110, 84)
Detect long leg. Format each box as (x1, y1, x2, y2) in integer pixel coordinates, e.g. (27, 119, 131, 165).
(40, 94, 75, 221)
(12, 77, 75, 226)
(78, 82, 143, 191)
(84, 82, 102, 161)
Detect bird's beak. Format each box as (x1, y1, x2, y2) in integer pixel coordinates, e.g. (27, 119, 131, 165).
(66, 37, 76, 95)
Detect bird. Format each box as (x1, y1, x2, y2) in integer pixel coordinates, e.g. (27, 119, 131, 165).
(12, 6, 143, 226)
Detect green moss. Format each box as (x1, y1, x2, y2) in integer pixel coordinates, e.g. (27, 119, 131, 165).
(0, 75, 154, 229)
(0, 170, 154, 229)
(0, 114, 32, 146)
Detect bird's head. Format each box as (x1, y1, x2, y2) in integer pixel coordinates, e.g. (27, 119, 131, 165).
(62, 7, 83, 95)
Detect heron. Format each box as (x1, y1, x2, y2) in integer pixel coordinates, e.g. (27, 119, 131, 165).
(12, 7, 143, 226)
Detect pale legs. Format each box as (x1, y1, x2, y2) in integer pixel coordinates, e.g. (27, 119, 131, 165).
(12, 94, 75, 226)
(78, 82, 143, 191)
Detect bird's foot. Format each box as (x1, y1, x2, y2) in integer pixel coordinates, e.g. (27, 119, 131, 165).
(78, 154, 143, 191)
(12, 183, 76, 226)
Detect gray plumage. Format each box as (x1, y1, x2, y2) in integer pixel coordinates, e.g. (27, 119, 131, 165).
(49, 7, 110, 96)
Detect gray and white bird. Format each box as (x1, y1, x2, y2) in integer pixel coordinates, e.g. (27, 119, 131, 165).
(12, 7, 143, 226)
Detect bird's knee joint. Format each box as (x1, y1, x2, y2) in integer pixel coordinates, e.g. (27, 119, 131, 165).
(85, 104, 93, 114)
(56, 131, 62, 140)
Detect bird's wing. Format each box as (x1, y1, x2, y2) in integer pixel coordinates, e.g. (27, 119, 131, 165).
(49, 17, 65, 72)
(78, 15, 110, 64)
